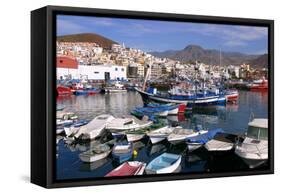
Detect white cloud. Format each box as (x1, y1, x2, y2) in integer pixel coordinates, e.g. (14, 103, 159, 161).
(224, 40, 247, 47)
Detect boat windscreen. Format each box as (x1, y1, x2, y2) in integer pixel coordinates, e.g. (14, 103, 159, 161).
(247, 126, 268, 140)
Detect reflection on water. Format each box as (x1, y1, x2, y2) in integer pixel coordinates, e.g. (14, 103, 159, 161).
(56, 91, 268, 180)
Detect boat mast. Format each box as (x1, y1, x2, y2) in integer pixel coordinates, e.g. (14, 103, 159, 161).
(142, 60, 152, 91)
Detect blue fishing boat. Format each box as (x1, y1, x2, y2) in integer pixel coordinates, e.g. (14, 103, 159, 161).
(112, 142, 133, 163)
(73, 119, 89, 127)
(133, 106, 169, 117)
(73, 90, 88, 95)
(135, 87, 223, 107)
(145, 153, 182, 174)
(185, 128, 224, 151)
(147, 103, 180, 115)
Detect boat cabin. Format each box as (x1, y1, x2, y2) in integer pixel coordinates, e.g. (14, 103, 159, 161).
(247, 119, 268, 140)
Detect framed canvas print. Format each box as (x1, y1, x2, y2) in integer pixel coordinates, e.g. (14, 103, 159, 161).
(31, 5, 274, 188)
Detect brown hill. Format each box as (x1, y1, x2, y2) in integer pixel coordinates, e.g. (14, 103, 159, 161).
(57, 33, 118, 49)
(248, 54, 268, 69)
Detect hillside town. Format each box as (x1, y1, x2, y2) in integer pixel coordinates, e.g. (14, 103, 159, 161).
(56, 41, 268, 83)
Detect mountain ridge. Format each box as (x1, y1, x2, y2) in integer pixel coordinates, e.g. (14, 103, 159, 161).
(150, 45, 267, 68)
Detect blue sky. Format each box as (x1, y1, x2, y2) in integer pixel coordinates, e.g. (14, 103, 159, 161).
(57, 15, 268, 54)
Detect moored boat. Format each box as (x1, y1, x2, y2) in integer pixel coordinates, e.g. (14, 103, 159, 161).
(79, 143, 111, 163)
(104, 83, 127, 93)
(64, 120, 89, 136)
(106, 116, 153, 134)
(235, 118, 268, 168)
(112, 142, 133, 163)
(185, 128, 223, 151)
(126, 129, 147, 142)
(105, 161, 146, 177)
(247, 79, 268, 91)
(74, 114, 115, 140)
(204, 135, 234, 152)
(167, 126, 208, 145)
(147, 103, 180, 115)
(145, 153, 182, 174)
(57, 86, 72, 96)
(146, 126, 174, 144)
(224, 89, 239, 102)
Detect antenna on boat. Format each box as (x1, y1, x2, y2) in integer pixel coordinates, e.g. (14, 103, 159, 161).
(142, 60, 152, 91)
(249, 110, 255, 122)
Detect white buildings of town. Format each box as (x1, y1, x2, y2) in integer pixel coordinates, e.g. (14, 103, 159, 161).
(56, 56, 127, 80)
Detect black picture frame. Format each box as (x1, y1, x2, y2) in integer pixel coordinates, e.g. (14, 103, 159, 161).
(31, 5, 274, 188)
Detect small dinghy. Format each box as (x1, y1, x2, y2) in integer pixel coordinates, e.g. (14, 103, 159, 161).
(112, 142, 133, 163)
(147, 126, 174, 144)
(79, 143, 111, 163)
(105, 161, 146, 177)
(186, 128, 223, 152)
(145, 153, 182, 174)
(167, 127, 208, 145)
(204, 135, 234, 152)
(74, 114, 115, 139)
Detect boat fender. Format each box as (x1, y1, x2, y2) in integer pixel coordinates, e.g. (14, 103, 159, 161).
(133, 150, 138, 157)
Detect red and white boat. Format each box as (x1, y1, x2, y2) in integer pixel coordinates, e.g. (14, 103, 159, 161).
(248, 79, 268, 91)
(225, 89, 239, 102)
(57, 86, 72, 96)
(105, 161, 146, 177)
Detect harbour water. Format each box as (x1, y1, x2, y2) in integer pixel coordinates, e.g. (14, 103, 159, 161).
(56, 90, 268, 180)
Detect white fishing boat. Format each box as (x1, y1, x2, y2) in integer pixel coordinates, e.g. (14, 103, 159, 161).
(146, 126, 174, 144)
(106, 116, 153, 134)
(235, 118, 268, 168)
(104, 83, 127, 93)
(145, 153, 182, 174)
(167, 126, 208, 144)
(204, 136, 234, 151)
(79, 144, 111, 163)
(74, 114, 115, 140)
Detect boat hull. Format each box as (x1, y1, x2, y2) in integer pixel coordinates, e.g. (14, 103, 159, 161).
(205, 139, 234, 152)
(126, 134, 145, 142)
(187, 142, 204, 152)
(79, 150, 111, 163)
(105, 161, 146, 177)
(112, 143, 133, 163)
(149, 136, 166, 144)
